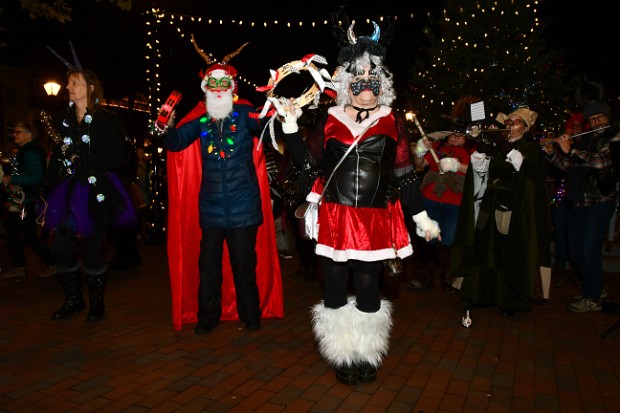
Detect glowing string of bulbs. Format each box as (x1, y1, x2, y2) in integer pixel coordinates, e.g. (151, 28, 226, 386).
(145, 8, 422, 120)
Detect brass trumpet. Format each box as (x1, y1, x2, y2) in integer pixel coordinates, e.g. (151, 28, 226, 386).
(465, 123, 511, 139)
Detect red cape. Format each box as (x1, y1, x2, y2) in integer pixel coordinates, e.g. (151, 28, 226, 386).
(166, 101, 284, 331)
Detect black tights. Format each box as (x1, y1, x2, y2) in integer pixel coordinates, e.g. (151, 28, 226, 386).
(320, 257, 383, 313)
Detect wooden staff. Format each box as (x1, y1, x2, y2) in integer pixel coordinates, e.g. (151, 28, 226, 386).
(413, 114, 441, 167)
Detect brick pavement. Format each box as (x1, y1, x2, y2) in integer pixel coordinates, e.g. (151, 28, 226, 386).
(1, 238, 620, 412)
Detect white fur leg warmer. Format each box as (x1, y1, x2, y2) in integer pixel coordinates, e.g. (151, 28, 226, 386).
(310, 296, 393, 369)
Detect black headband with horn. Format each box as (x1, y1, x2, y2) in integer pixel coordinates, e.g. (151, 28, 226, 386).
(46, 41, 83, 71)
(330, 6, 391, 67)
(574, 75, 606, 106)
(575, 75, 611, 119)
(336, 20, 386, 66)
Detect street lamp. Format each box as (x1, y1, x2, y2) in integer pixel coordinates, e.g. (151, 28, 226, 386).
(42, 81, 62, 150)
(43, 81, 61, 97)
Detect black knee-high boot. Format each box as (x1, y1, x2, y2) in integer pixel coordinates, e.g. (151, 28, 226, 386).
(52, 271, 86, 320)
(86, 272, 107, 322)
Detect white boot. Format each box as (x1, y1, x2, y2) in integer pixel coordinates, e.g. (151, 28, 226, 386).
(353, 300, 393, 366)
(311, 296, 393, 384)
(311, 297, 358, 384)
(352, 298, 393, 382)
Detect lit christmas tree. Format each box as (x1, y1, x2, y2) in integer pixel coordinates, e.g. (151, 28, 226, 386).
(407, 0, 573, 134)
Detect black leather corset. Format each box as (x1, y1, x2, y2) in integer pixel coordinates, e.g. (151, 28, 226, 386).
(322, 134, 396, 207)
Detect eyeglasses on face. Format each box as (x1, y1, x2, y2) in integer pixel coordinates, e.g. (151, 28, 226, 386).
(504, 118, 524, 127)
(205, 76, 233, 90)
(588, 114, 607, 123)
(13, 130, 28, 134)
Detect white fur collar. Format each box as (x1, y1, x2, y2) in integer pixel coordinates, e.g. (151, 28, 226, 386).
(328, 105, 392, 136)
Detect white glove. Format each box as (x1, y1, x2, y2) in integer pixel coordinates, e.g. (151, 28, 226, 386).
(305, 191, 321, 204)
(281, 111, 299, 134)
(506, 149, 523, 171)
(470, 151, 490, 173)
(439, 157, 460, 173)
(414, 139, 429, 157)
(412, 210, 441, 240)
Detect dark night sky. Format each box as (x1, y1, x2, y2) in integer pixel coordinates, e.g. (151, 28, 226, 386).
(0, 0, 615, 114)
(540, 0, 615, 97)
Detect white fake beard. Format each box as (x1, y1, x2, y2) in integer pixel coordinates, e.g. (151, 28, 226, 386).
(206, 89, 234, 120)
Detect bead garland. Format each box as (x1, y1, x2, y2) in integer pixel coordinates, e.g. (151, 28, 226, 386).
(61, 103, 105, 202)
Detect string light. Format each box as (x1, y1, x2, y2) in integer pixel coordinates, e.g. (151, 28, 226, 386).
(147, 7, 489, 122)
(145, 8, 420, 117)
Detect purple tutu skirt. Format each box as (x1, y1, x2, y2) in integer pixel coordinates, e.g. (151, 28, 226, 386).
(44, 172, 138, 238)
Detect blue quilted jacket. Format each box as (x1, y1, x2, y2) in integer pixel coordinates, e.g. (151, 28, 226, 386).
(163, 102, 264, 229)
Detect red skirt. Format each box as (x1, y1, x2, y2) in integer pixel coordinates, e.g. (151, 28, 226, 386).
(314, 198, 413, 262)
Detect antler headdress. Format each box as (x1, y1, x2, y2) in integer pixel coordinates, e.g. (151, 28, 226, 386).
(191, 34, 249, 93)
(46, 41, 83, 71)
